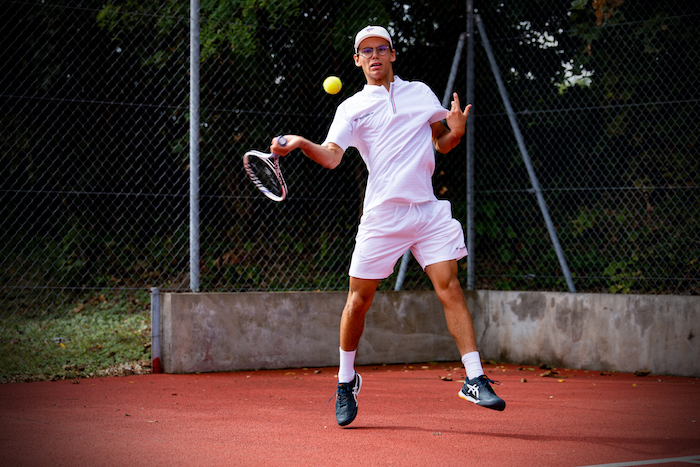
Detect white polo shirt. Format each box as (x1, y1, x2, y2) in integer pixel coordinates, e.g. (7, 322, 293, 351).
(323, 76, 447, 213)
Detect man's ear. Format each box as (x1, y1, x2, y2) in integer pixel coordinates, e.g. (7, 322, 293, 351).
(354, 54, 361, 67)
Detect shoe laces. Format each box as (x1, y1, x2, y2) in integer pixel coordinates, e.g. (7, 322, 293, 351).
(484, 375, 501, 386)
(476, 375, 501, 386)
(327, 381, 353, 407)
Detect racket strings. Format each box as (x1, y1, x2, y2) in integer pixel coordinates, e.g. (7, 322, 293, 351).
(244, 152, 286, 201)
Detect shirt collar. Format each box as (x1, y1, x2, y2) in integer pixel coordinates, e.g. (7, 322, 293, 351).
(363, 75, 403, 93)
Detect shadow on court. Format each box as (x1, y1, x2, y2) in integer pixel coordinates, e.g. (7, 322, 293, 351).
(1, 362, 698, 466)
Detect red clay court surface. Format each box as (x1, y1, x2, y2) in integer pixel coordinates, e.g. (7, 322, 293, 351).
(1, 361, 698, 466)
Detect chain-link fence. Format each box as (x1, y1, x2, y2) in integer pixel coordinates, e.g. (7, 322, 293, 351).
(2, 1, 699, 380)
(473, 1, 700, 294)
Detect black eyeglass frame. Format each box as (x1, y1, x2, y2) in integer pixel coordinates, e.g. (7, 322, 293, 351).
(355, 45, 392, 59)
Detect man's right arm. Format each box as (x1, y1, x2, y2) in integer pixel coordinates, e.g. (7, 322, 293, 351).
(270, 136, 344, 169)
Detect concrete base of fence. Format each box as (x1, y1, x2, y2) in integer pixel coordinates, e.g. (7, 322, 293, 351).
(160, 290, 699, 377)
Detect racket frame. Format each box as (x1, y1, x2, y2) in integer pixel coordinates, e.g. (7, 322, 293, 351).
(243, 136, 288, 202)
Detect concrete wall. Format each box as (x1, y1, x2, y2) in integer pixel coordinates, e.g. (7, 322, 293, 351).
(471, 291, 699, 377)
(160, 290, 699, 377)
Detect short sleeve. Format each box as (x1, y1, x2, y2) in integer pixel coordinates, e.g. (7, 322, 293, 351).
(322, 103, 353, 151)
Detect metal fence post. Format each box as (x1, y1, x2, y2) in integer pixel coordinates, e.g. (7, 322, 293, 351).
(476, 14, 577, 293)
(190, 0, 201, 292)
(150, 287, 162, 374)
(465, 0, 476, 291)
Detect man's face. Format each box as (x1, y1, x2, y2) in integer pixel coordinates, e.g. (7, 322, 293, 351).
(354, 37, 396, 84)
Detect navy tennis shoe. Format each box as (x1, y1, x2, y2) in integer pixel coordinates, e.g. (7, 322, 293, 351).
(335, 373, 362, 426)
(459, 375, 506, 411)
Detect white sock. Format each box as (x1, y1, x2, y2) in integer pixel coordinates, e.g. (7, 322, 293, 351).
(462, 351, 484, 380)
(338, 347, 357, 383)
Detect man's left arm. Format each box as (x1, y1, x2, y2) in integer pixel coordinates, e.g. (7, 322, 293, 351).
(432, 92, 471, 154)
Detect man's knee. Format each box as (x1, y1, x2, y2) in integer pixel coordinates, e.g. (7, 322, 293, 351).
(433, 275, 466, 308)
(345, 290, 373, 315)
(345, 278, 379, 315)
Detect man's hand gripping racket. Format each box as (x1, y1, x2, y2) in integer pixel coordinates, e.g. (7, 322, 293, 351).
(243, 135, 288, 202)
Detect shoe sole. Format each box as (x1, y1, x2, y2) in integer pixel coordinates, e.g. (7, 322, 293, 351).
(338, 413, 357, 427)
(458, 389, 506, 411)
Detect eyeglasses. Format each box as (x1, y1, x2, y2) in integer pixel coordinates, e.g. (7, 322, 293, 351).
(356, 45, 391, 59)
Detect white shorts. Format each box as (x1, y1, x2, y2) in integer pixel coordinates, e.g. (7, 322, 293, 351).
(349, 200, 467, 280)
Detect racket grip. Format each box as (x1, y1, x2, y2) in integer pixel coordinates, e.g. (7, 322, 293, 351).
(277, 135, 287, 147)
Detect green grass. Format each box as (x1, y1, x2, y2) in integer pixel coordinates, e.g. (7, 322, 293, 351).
(1, 291, 152, 383)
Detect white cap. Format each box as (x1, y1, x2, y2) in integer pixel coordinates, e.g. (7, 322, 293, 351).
(354, 25, 393, 52)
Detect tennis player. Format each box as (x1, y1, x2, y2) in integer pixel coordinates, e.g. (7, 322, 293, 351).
(270, 25, 505, 427)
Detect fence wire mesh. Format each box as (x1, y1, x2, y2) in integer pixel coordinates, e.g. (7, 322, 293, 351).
(1, 0, 699, 380)
(473, 2, 700, 294)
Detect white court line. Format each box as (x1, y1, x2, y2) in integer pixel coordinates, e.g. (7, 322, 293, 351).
(580, 455, 700, 467)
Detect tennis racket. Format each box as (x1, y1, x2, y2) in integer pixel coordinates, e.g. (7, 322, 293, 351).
(243, 135, 288, 202)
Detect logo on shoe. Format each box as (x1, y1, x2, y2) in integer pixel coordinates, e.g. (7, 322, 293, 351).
(466, 383, 479, 399)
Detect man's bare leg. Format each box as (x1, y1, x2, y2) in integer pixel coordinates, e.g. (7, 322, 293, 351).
(425, 260, 477, 355)
(426, 260, 506, 411)
(339, 277, 380, 351)
(335, 277, 379, 426)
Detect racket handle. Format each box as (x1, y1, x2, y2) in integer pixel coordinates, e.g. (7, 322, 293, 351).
(277, 135, 287, 147)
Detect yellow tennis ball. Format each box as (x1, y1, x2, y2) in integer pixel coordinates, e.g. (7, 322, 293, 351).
(323, 76, 342, 95)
